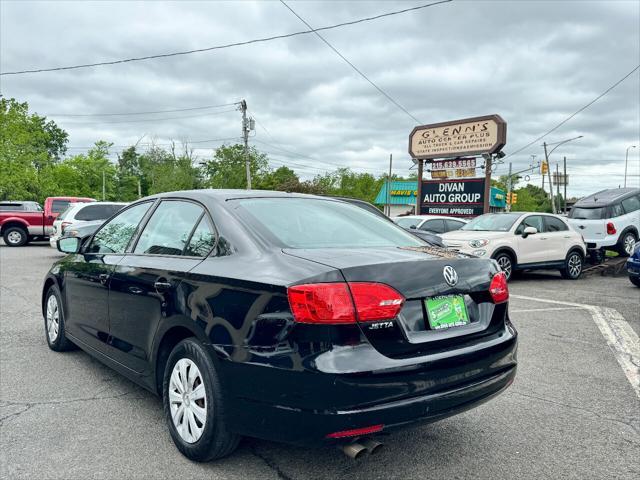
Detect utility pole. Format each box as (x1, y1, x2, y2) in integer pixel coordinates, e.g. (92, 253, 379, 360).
(483, 154, 492, 214)
(625, 145, 637, 188)
(102, 171, 106, 201)
(386, 153, 393, 216)
(137, 179, 142, 199)
(506, 162, 513, 212)
(543, 142, 556, 214)
(241, 100, 251, 190)
(563, 156, 567, 214)
(416, 159, 424, 215)
(555, 163, 560, 214)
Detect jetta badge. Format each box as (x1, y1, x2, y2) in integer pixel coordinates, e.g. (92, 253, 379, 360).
(443, 265, 458, 287)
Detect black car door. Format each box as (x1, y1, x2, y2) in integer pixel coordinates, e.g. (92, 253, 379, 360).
(62, 201, 154, 353)
(107, 199, 216, 374)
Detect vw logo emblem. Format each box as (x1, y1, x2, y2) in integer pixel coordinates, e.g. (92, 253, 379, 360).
(443, 265, 458, 287)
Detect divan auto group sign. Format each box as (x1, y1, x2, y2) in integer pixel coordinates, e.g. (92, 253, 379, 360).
(420, 178, 486, 216)
(409, 115, 506, 160)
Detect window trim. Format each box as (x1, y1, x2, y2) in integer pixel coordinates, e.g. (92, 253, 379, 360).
(85, 200, 156, 255)
(127, 197, 219, 259)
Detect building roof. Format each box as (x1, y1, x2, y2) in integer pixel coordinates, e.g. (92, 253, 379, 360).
(373, 181, 418, 205)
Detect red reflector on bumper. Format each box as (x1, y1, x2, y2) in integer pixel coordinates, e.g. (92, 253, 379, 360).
(325, 424, 384, 439)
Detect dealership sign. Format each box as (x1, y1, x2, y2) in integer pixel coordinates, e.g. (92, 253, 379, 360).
(420, 178, 486, 216)
(409, 115, 506, 160)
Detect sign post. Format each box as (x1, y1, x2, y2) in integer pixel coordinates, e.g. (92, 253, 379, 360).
(409, 114, 506, 216)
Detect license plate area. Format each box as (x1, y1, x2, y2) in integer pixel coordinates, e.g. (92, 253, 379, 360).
(425, 295, 470, 330)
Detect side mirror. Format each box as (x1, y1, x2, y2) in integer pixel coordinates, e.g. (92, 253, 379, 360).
(57, 237, 81, 253)
(522, 226, 537, 238)
(410, 225, 417, 229)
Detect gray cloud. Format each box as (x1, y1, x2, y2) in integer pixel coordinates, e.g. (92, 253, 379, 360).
(1, 0, 639, 195)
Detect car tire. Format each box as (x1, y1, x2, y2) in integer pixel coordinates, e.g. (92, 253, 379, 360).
(616, 231, 637, 257)
(163, 338, 240, 462)
(560, 251, 583, 280)
(3, 226, 29, 247)
(630, 276, 640, 287)
(493, 252, 514, 281)
(44, 285, 75, 351)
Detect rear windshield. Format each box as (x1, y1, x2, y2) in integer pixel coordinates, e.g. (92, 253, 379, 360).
(461, 213, 521, 232)
(569, 207, 606, 220)
(75, 204, 124, 221)
(234, 197, 423, 249)
(394, 217, 421, 228)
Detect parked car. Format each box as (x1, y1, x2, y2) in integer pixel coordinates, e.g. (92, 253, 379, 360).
(627, 243, 640, 287)
(333, 197, 445, 247)
(568, 188, 639, 257)
(49, 202, 127, 247)
(393, 215, 467, 234)
(0, 196, 95, 246)
(57, 220, 105, 242)
(441, 212, 587, 280)
(45, 190, 517, 461)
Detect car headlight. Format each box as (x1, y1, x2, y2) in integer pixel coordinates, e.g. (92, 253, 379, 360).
(468, 239, 489, 248)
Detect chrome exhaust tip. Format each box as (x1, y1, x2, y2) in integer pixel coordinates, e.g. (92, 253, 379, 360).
(340, 442, 368, 459)
(360, 438, 384, 455)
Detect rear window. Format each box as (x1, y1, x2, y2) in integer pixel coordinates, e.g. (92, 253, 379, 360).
(234, 198, 423, 249)
(75, 204, 124, 221)
(51, 200, 71, 214)
(0, 203, 24, 211)
(569, 207, 606, 220)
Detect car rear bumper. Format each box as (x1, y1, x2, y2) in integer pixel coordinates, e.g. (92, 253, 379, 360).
(219, 325, 517, 446)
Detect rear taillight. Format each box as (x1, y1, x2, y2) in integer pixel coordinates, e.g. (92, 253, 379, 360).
(61, 221, 72, 232)
(606, 222, 616, 235)
(287, 282, 405, 325)
(349, 282, 404, 321)
(489, 272, 509, 304)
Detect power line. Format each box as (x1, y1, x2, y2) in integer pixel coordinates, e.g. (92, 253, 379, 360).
(64, 136, 242, 150)
(506, 64, 640, 159)
(59, 108, 238, 125)
(279, 0, 424, 124)
(46, 102, 240, 117)
(1, 1, 452, 76)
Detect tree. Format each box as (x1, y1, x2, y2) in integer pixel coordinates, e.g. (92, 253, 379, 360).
(0, 98, 69, 200)
(202, 144, 270, 189)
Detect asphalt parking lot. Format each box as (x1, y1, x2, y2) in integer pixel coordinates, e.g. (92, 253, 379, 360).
(1, 243, 639, 480)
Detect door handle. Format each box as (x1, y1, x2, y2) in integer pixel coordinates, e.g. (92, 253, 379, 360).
(539, 237, 548, 240)
(99, 273, 109, 285)
(154, 281, 172, 292)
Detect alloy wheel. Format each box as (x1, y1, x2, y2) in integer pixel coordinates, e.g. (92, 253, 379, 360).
(46, 294, 60, 342)
(496, 256, 512, 279)
(7, 230, 23, 245)
(169, 358, 207, 444)
(568, 254, 582, 278)
(624, 234, 635, 255)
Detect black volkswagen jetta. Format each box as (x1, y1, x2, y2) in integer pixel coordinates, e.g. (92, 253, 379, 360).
(43, 190, 517, 461)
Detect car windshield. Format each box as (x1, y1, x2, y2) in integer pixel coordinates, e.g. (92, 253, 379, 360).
(235, 197, 424, 249)
(569, 207, 606, 220)
(394, 217, 422, 228)
(461, 213, 521, 232)
(57, 205, 78, 220)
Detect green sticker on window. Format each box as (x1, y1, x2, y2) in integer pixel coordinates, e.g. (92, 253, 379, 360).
(425, 295, 470, 330)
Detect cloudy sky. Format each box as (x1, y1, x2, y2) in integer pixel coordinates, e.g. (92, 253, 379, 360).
(1, 0, 639, 197)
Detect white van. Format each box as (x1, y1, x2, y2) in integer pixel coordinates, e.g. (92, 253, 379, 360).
(568, 188, 640, 256)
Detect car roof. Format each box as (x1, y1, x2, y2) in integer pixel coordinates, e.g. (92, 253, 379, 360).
(574, 188, 639, 207)
(143, 189, 344, 203)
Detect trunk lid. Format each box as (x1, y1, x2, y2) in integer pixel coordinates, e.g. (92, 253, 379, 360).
(284, 246, 504, 358)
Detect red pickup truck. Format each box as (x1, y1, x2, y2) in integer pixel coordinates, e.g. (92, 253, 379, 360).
(0, 196, 96, 246)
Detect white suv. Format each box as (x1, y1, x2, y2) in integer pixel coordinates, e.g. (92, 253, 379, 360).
(568, 188, 639, 257)
(49, 202, 127, 247)
(441, 212, 587, 280)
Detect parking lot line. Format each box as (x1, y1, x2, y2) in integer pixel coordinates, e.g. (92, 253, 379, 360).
(510, 307, 583, 313)
(512, 294, 640, 399)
